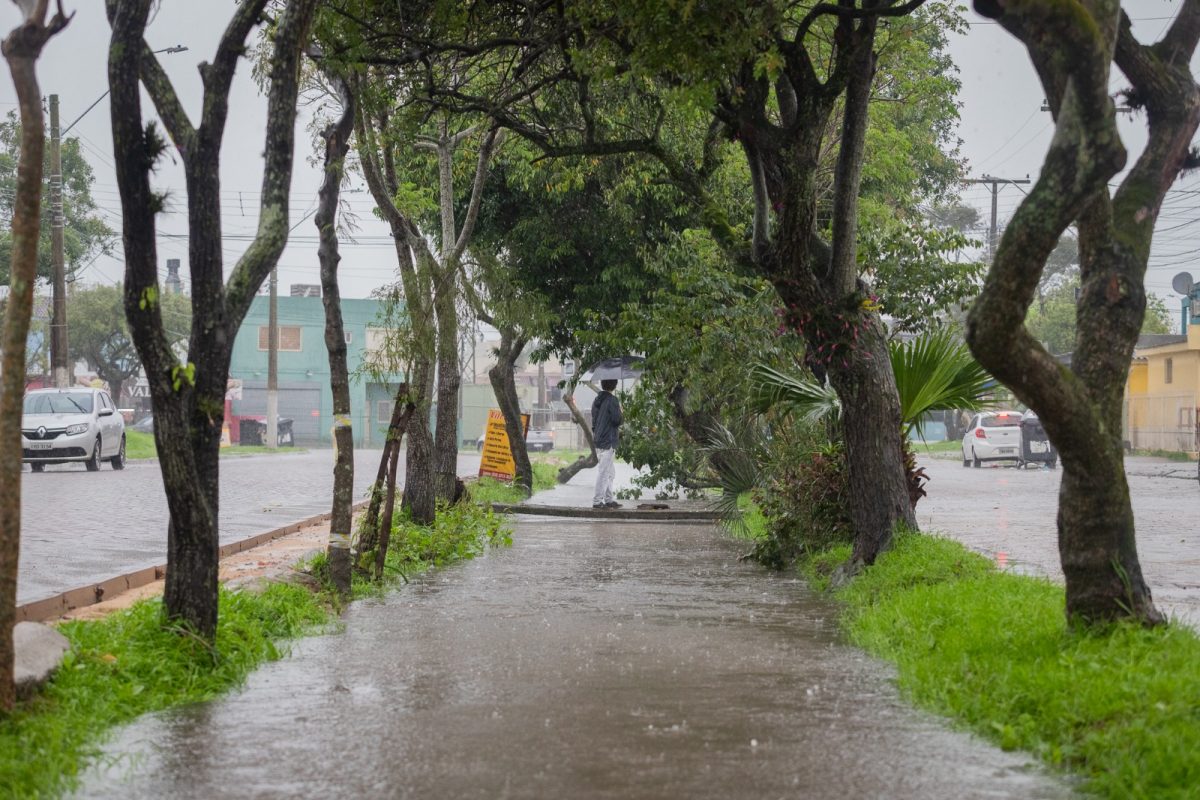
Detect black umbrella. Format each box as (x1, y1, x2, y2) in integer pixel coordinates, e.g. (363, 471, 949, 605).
(584, 356, 645, 381)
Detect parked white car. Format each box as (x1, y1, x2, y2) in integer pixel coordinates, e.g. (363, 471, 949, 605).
(21, 388, 126, 472)
(961, 410, 1022, 467)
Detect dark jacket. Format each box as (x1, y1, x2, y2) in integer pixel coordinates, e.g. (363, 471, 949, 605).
(591, 391, 622, 450)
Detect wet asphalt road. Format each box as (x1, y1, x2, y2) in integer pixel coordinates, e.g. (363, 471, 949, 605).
(78, 474, 1074, 800)
(16, 450, 482, 606)
(917, 454, 1200, 629)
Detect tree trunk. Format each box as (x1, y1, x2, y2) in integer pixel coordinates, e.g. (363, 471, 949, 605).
(315, 73, 356, 596)
(375, 419, 404, 581)
(825, 317, 917, 563)
(557, 392, 598, 483)
(355, 386, 412, 559)
(433, 280, 461, 501)
(0, 6, 67, 711)
(966, 0, 1200, 624)
(487, 330, 532, 495)
(108, 0, 317, 638)
(402, 358, 437, 525)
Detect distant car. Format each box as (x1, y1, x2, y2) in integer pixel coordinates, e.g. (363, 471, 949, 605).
(131, 414, 154, 433)
(476, 428, 555, 453)
(21, 387, 127, 472)
(961, 410, 1021, 468)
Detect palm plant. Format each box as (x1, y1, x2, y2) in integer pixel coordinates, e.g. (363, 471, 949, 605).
(752, 328, 992, 433)
(751, 328, 993, 509)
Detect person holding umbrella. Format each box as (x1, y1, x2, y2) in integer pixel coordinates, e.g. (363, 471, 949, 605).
(591, 378, 623, 509)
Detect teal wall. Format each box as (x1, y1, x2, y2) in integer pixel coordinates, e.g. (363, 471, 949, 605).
(228, 295, 404, 446)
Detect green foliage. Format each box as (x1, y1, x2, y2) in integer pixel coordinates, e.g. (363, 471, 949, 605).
(68, 283, 191, 400)
(1027, 278, 1175, 356)
(750, 431, 854, 569)
(0, 111, 113, 285)
(347, 501, 513, 596)
(0, 585, 328, 798)
(888, 328, 992, 437)
(753, 328, 992, 435)
(819, 532, 1200, 799)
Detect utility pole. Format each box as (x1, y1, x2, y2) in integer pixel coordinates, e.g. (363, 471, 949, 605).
(267, 267, 278, 449)
(965, 174, 1031, 261)
(48, 95, 68, 388)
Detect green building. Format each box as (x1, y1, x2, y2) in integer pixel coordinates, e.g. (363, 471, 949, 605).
(228, 294, 404, 447)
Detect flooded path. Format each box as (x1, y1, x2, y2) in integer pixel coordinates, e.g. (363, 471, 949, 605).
(81, 478, 1074, 798)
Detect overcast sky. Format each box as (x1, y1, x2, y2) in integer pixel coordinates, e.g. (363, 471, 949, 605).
(3, 1, 1200, 311)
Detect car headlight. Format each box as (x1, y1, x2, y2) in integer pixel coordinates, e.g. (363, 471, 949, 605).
(65, 423, 90, 436)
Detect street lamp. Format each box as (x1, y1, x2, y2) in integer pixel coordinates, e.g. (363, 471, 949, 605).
(48, 44, 188, 388)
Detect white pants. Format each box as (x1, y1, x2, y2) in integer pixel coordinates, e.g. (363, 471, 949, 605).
(593, 448, 616, 505)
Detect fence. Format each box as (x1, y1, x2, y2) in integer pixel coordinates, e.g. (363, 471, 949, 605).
(1123, 393, 1198, 453)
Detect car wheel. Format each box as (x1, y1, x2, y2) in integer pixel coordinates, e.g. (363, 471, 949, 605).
(85, 438, 102, 471)
(972, 448, 981, 468)
(31, 463, 45, 473)
(1049, 459, 1057, 470)
(110, 435, 126, 470)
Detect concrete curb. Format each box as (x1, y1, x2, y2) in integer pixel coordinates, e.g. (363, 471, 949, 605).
(491, 503, 723, 521)
(15, 499, 369, 623)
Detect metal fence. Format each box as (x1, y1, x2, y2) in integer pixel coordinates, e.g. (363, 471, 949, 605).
(1123, 393, 1198, 452)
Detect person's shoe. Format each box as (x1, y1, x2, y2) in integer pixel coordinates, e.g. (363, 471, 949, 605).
(592, 503, 607, 510)
(604, 501, 621, 508)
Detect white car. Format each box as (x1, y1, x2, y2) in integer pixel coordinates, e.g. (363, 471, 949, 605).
(961, 410, 1022, 467)
(21, 388, 127, 472)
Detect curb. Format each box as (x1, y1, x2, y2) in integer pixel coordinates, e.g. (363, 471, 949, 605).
(491, 503, 723, 521)
(15, 499, 368, 623)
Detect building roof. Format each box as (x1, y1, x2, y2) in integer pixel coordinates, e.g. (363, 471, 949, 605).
(1134, 333, 1188, 350)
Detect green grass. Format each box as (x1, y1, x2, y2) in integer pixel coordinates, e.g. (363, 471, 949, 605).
(911, 439, 962, 454)
(123, 430, 307, 460)
(802, 533, 1200, 798)
(1131, 448, 1193, 463)
(466, 463, 558, 506)
(123, 430, 157, 460)
(0, 583, 329, 798)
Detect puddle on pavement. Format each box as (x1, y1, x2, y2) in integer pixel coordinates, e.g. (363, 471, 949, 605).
(76, 520, 1076, 799)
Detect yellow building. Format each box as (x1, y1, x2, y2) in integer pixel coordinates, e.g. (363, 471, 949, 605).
(1125, 332, 1196, 453)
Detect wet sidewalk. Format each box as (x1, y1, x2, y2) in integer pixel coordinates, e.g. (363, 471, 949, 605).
(78, 469, 1074, 799)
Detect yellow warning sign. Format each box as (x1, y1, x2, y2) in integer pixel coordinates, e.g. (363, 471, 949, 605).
(478, 409, 529, 481)
(220, 423, 231, 449)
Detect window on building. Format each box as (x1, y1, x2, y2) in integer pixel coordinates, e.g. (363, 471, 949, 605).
(258, 325, 302, 352)
(1166, 357, 1174, 384)
(377, 400, 392, 423)
(344, 330, 353, 345)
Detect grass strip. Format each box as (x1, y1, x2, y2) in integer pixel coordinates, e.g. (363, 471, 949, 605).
(0, 584, 329, 798)
(465, 463, 558, 507)
(801, 532, 1200, 799)
(4, 487, 519, 797)
(123, 430, 307, 461)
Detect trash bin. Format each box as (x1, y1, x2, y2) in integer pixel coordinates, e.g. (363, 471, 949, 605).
(1018, 410, 1057, 469)
(277, 418, 294, 447)
(239, 418, 266, 446)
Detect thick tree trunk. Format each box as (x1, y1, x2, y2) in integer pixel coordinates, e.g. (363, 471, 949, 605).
(0, 7, 66, 711)
(557, 392, 598, 483)
(825, 318, 917, 563)
(315, 75, 356, 596)
(487, 330, 532, 495)
(966, 0, 1200, 624)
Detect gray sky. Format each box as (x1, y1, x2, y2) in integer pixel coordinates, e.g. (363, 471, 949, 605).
(2, 1, 1199, 311)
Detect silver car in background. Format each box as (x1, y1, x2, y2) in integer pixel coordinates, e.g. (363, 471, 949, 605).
(21, 388, 126, 472)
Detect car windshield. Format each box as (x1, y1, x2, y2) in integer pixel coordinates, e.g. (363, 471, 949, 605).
(23, 392, 93, 415)
(981, 414, 1020, 428)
